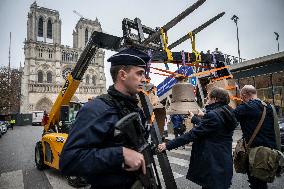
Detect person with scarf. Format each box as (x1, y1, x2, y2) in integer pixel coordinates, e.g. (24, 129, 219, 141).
(158, 87, 238, 189)
(60, 48, 149, 189)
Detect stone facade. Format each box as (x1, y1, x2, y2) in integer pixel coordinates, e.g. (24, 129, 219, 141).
(20, 2, 106, 113)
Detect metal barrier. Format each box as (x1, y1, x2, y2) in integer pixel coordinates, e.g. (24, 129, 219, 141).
(14, 114, 32, 126)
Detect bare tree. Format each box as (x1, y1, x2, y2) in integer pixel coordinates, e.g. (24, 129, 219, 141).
(0, 66, 21, 114)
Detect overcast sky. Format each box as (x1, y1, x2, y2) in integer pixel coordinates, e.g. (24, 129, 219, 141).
(0, 0, 283, 87)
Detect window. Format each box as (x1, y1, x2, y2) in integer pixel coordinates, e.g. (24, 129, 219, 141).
(61, 51, 73, 62)
(86, 75, 90, 84)
(47, 19, 52, 39)
(85, 28, 88, 45)
(71, 52, 75, 62)
(62, 51, 65, 61)
(75, 52, 78, 61)
(92, 76, 96, 86)
(66, 53, 70, 61)
(47, 72, 52, 83)
(38, 48, 43, 58)
(48, 49, 52, 59)
(38, 71, 43, 83)
(38, 17, 43, 37)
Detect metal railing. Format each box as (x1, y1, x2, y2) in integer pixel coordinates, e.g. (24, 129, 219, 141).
(28, 83, 104, 94)
(222, 53, 246, 65)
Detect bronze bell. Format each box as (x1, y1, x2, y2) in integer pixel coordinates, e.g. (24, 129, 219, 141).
(206, 78, 239, 108)
(167, 80, 200, 115)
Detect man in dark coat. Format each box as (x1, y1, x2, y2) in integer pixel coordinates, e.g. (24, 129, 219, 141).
(171, 114, 186, 138)
(59, 48, 149, 189)
(234, 85, 277, 189)
(158, 87, 238, 189)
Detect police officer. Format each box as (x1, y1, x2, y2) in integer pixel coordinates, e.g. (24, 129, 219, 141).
(60, 47, 149, 189)
(10, 118, 15, 130)
(234, 85, 277, 189)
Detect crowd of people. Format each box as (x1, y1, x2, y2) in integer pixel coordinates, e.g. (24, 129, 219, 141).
(158, 85, 281, 189)
(59, 47, 282, 189)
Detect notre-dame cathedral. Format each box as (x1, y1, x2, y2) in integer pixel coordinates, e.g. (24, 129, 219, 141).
(20, 2, 106, 113)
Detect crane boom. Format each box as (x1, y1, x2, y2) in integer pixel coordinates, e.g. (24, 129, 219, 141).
(73, 10, 84, 18)
(44, 31, 121, 132)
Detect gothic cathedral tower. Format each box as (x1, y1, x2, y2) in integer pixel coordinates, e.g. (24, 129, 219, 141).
(20, 2, 106, 113)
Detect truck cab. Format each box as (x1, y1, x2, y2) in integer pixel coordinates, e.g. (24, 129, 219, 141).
(58, 101, 83, 133)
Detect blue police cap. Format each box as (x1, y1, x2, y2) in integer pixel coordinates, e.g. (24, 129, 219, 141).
(107, 48, 150, 67)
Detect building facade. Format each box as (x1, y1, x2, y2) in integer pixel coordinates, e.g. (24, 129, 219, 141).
(231, 51, 284, 116)
(20, 2, 106, 113)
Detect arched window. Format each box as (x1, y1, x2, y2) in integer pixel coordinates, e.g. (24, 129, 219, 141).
(47, 72, 52, 83)
(62, 51, 65, 61)
(66, 53, 69, 62)
(86, 75, 90, 84)
(48, 49, 52, 59)
(38, 17, 43, 37)
(38, 71, 43, 83)
(85, 28, 88, 45)
(75, 52, 78, 61)
(47, 19, 52, 39)
(38, 48, 43, 58)
(92, 76, 96, 86)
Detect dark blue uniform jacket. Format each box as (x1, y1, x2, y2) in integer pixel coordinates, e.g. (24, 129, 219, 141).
(59, 86, 145, 189)
(166, 103, 238, 189)
(234, 99, 277, 149)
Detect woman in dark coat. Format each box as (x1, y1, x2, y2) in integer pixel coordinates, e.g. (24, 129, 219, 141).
(158, 87, 238, 189)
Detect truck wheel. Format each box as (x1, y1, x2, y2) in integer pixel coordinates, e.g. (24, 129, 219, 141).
(35, 141, 48, 170)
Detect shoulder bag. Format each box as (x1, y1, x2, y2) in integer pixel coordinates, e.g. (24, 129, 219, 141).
(233, 101, 267, 174)
(248, 104, 282, 182)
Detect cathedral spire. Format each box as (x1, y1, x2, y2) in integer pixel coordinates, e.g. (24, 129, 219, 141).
(31, 1, 37, 8)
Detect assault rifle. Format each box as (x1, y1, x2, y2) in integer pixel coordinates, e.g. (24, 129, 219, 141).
(114, 112, 161, 189)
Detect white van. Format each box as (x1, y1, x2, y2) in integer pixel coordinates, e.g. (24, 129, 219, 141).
(32, 111, 44, 126)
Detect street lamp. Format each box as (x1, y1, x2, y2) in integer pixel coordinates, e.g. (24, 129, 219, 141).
(274, 32, 280, 52)
(231, 15, 240, 63)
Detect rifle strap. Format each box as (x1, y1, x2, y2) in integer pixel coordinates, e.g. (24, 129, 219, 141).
(247, 101, 267, 148)
(97, 94, 131, 119)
